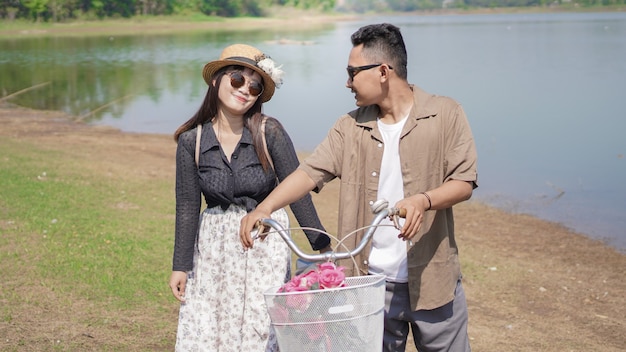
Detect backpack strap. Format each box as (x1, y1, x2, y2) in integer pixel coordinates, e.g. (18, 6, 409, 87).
(195, 124, 202, 167)
(261, 117, 274, 171)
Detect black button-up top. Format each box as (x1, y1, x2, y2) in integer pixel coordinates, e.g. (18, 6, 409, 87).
(173, 117, 330, 272)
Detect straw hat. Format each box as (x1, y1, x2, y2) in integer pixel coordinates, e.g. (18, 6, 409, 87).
(202, 44, 284, 103)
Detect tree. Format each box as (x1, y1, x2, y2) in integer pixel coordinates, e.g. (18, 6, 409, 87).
(23, 0, 49, 21)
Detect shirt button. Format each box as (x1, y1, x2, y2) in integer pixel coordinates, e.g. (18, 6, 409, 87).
(369, 200, 374, 205)
(378, 143, 383, 148)
(371, 171, 377, 177)
(229, 172, 233, 176)
(363, 260, 368, 265)
(232, 155, 238, 159)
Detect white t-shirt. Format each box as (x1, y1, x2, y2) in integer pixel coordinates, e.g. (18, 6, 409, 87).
(368, 115, 409, 283)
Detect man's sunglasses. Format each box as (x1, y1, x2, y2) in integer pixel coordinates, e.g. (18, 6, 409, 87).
(346, 63, 393, 80)
(228, 71, 264, 97)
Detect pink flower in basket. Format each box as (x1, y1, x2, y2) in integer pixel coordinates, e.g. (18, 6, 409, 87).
(269, 264, 378, 350)
(277, 263, 346, 312)
(305, 320, 327, 340)
(291, 270, 321, 291)
(317, 262, 346, 289)
(278, 262, 346, 293)
(267, 303, 290, 323)
(284, 289, 313, 310)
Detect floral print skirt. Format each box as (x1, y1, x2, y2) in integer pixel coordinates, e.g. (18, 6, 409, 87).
(175, 205, 291, 352)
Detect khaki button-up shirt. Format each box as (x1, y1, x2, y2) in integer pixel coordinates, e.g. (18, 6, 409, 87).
(299, 85, 478, 310)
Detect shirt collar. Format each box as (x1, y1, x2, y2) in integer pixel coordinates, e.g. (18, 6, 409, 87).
(200, 121, 254, 153)
(353, 84, 439, 130)
(410, 84, 439, 119)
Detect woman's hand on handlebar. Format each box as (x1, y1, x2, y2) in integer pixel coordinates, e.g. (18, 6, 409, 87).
(394, 194, 430, 242)
(240, 208, 271, 249)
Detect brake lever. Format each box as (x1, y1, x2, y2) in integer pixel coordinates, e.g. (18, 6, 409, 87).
(389, 207, 413, 246)
(251, 220, 268, 241)
(389, 207, 407, 230)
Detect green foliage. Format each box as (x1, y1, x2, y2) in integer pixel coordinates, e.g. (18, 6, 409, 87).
(23, 0, 49, 21)
(283, 0, 335, 10)
(337, 0, 625, 11)
(1, 0, 624, 25)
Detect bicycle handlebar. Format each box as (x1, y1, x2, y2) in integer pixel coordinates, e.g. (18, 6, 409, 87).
(253, 199, 405, 263)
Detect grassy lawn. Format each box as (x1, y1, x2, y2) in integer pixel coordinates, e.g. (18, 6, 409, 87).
(0, 136, 177, 349)
(0, 122, 317, 350)
(0, 137, 173, 305)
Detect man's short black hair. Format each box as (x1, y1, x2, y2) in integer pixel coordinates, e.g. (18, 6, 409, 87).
(351, 23, 408, 80)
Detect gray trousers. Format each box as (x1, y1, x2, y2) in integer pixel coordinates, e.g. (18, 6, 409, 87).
(383, 279, 471, 352)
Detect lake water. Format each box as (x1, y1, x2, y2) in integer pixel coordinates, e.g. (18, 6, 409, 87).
(1, 12, 625, 252)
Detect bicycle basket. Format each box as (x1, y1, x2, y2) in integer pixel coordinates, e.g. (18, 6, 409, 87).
(264, 274, 386, 352)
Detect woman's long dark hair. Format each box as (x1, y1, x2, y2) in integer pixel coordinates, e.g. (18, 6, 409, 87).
(174, 65, 273, 171)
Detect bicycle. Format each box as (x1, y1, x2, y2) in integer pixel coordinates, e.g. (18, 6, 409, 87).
(252, 199, 406, 352)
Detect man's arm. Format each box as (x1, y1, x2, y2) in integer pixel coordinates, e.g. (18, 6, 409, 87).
(240, 169, 317, 248)
(395, 180, 473, 242)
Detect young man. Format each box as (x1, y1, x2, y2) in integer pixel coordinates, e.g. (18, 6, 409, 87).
(240, 23, 478, 352)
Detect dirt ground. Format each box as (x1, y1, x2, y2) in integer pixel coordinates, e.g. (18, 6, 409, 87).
(1, 104, 624, 351)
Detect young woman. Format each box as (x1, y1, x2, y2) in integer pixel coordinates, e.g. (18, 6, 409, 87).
(168, 44, 330, 351)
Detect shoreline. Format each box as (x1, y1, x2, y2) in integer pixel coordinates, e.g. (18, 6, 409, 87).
(1, 6, 624, 38)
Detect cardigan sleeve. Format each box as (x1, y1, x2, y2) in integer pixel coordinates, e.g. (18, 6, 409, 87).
(264, 117, 331, 251)
(172, 128, 202, 272)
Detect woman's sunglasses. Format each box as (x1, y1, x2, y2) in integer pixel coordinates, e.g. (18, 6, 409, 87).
(228, 71, 264, 97)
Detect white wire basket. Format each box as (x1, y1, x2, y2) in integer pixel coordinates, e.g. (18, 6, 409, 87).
(264, 274, 386, 352)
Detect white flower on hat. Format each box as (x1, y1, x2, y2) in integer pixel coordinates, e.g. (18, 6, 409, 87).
(257, 57, 284, 89)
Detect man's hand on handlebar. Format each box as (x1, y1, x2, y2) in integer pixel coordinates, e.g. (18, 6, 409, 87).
(394, 194, 429, 242)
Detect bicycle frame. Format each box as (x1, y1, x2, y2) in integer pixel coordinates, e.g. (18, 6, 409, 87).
(253, 199, 405, 263)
